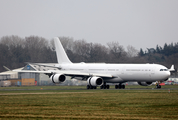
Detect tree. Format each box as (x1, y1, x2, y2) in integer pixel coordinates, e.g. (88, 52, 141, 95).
(24, 36, 49, 62)
(72, 39, 91, 62)
(59, 37, 74, 51)
(127, 45, 138, 58)
(163, 43, 170, 56)
(88, 43, 109, 62)
(156, 45, 161, 53)
(107, 41, 127, 62)
(0, 35, 24, 48)
(139, 48, 144, 56)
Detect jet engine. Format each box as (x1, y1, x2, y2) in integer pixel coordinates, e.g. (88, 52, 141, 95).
(50, 74, 66, 83)
(87, 77, 103, 86)
(137, 82, 152, 86)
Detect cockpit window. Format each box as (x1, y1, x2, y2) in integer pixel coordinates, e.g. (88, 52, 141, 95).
(160, 69, 168, 71)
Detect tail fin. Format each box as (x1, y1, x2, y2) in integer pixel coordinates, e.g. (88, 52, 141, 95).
(54, 37, 72, 64)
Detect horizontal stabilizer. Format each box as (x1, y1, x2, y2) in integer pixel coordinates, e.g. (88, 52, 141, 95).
(169, 65, 175, 71)
(3, 66, 11, 71)
(25, 62, 62, 69)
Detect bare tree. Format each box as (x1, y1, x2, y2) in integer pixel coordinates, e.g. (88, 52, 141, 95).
(88, 43, 109, 62)
(59, 37, 74, 51)
(127, 45, 138, 58)
(107, 41, 127, 62)
(0, 35, 24, 48)
(24, 36, 50, 62)
(72, 39, 91, 62)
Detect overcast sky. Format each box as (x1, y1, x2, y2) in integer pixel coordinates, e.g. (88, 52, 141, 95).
(0, 0, 178, 50)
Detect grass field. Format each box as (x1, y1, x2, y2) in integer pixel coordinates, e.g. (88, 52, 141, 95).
(0, 85, 178, 119)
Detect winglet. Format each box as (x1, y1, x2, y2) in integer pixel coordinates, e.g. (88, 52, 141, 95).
(169, 65, 175, 71)
(54, 37, 72, 64)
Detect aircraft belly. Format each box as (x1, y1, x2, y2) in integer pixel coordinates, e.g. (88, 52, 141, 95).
(104, 77, 125, 83)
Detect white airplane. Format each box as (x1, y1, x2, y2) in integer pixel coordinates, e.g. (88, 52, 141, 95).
(15, 37, 174, 89)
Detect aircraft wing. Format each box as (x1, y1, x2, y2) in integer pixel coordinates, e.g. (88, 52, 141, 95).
(13, 69, 114, 78)
(26, 63, 62, 69)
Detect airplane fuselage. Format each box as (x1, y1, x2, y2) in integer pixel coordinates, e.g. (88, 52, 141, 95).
(57, 63, 170, 83)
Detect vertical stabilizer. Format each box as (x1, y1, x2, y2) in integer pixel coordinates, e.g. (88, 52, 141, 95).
(54, 37, 72, 64)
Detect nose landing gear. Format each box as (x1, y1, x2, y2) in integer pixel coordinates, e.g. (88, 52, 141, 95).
(156, 81, 162, 89)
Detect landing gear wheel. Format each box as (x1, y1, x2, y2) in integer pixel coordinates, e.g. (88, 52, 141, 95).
(118, 84, 122, 89)
(106, 85, 110, 89)
(122, 85, 125, 89)
(115, 84, 125, 89)
(93, 86, 97, 89)
(100, 82, 110, 89)
(156, 84, 161, 89)
(100, 85, 110, 89)
(115, 85, 118, 89)
(87, 85, 90, 89)
(87, 85, 97, 89)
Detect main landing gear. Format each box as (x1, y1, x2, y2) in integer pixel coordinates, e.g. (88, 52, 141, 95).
(87, 85, 97, 89)
(87, 82, 110, 89)
(100, 84, 110, 89)
(115, 84, 125, 89)
(87, 83, 126, 89)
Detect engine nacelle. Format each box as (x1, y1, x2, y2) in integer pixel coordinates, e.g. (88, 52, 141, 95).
(87, 77, 103, 86)
(138, 82, 152, 86)
(50, 74, 66, 83)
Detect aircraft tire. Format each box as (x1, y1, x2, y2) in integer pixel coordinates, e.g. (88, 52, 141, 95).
(156, 85, 161, 89)
(87, 85, 90, 89)
(118, 84, 121, 89)
(122, 85, 125, 89)
(115, 85, 118, 89)
(106, 85, 110, 89)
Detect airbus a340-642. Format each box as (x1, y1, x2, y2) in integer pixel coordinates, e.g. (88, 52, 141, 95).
(15, 37, 174, 89)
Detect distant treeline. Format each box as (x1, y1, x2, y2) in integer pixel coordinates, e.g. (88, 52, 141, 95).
(140, 43, 178, 57)
(0, 35, 177, 72)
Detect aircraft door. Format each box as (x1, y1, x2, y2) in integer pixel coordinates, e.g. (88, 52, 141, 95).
(150, 67, 155, 80)
(121, 66, 125, 75)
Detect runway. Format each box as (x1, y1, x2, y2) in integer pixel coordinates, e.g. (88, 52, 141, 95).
(0, 86, 178, 91)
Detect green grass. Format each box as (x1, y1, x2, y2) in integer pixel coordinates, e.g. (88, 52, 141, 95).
(0, 86, 178, 119)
